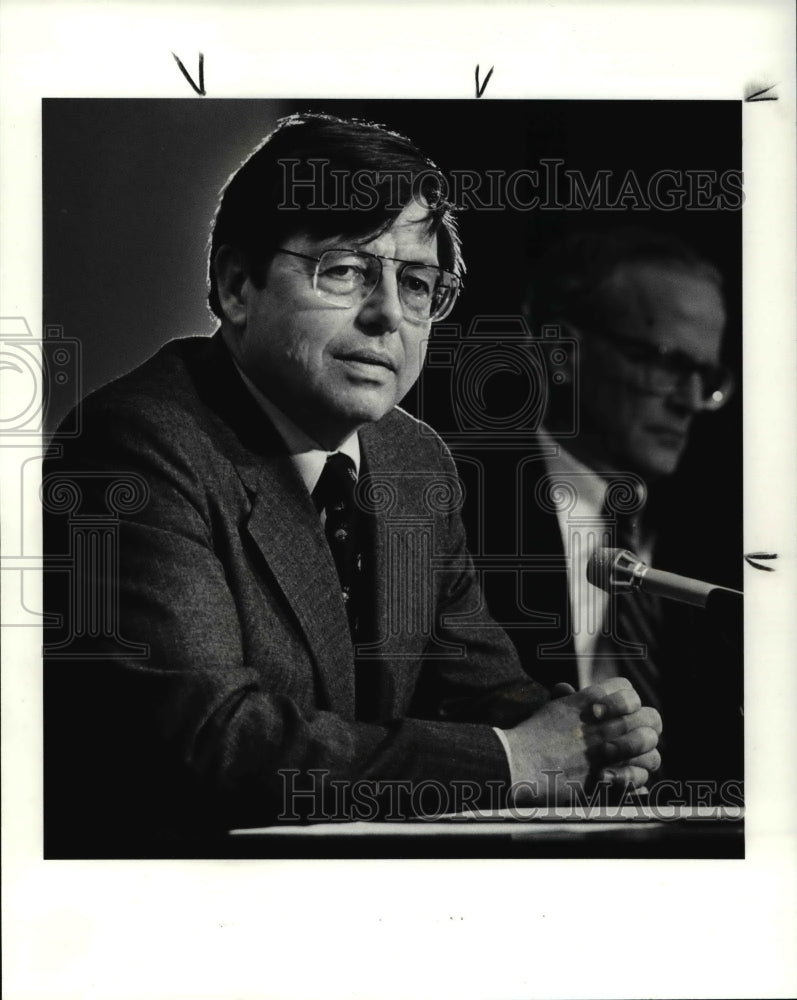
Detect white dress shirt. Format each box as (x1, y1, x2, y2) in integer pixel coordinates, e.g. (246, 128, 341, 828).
(537, 429, 653, 689)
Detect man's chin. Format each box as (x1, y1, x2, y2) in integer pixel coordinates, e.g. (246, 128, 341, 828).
(322, 389, 399, 433)
(634, 444, 684, 480)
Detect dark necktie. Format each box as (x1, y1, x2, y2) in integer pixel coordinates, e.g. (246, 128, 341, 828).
(312, 452, 363, 638)
(601, 495, 664, 715)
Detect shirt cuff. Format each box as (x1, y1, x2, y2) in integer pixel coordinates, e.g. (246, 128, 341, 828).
(492, 726, 518, 786)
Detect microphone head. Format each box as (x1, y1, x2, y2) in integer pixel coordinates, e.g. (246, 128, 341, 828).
(587, 547, 643, 593)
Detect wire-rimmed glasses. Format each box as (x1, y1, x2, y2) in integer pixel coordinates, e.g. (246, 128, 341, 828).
(277, 248, 461, 324)
(590, 327, 735, 411)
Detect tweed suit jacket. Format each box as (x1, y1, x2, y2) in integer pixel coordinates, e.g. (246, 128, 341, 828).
(43, 333, 549, 853)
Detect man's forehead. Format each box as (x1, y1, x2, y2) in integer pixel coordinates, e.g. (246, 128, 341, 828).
(606, 262, 726, 327)
(290, 206, 440, 259)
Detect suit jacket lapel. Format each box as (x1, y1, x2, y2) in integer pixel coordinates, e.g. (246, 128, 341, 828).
(245, 462, 356, 715)
(193, 333, 356, 716)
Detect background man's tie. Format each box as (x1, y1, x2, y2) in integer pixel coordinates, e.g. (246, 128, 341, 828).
(312, 452, 364, 638)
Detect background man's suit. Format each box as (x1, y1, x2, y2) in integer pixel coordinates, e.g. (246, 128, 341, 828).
(458, 445, 743, 793)
(44, 333, 548, 855)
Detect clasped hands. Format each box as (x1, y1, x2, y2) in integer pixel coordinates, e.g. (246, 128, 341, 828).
(502, 676, 662, 805)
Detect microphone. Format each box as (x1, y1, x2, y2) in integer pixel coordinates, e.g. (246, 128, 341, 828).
(586, 547, 743, 609)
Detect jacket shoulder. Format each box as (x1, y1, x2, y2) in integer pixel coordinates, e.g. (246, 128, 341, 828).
(46, 337, 250, 494)
(74, 337, 211, 423)
(57, 335, 259, 454)
(365, 405, 455, 468)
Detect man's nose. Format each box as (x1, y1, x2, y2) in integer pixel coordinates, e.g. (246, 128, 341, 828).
(667, 371, 705, 414)
(356, 271, 404, 335)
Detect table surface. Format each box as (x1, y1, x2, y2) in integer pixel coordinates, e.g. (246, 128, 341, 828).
(224, 805, 745, 860)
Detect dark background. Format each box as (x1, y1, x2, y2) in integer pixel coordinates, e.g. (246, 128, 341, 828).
(43, 98, 742, 587)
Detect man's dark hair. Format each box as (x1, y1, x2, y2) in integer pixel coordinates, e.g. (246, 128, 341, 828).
(207, 111, 463, 318)
(524, 226, 723, 334)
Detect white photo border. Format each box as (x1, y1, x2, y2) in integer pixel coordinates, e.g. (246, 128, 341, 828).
(2, 3, 795, 999)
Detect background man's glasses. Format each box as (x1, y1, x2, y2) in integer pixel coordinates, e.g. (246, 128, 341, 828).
(277, 248, 461, 324)
(591, 327, 735, 411)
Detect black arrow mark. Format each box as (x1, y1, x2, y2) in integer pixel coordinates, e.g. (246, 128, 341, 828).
(172, 51, 205, 96)
(744, 551, 778, 571)
(745, 83, 777, 102)
(475, 64, 494, 99)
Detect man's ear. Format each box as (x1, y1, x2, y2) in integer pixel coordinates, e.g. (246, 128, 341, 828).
(213, 245, 251, 326)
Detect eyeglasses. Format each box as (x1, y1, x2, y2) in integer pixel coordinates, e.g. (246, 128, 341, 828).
(590, 327, 735, 411)
(276, 248, 461, 324)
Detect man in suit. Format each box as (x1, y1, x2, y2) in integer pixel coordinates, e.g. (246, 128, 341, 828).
(476, 227, 740, 793)
(43, 115, 662, 855)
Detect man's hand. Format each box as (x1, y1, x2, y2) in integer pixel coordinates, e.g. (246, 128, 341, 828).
(501, 677, 662, 804)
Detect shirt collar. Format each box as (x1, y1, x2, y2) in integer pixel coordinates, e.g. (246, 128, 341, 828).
(233, 360, 361, 496)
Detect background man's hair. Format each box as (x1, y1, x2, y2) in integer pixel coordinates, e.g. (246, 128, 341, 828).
(207, 111, 463, 318)
(524, 226, 723, 334)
